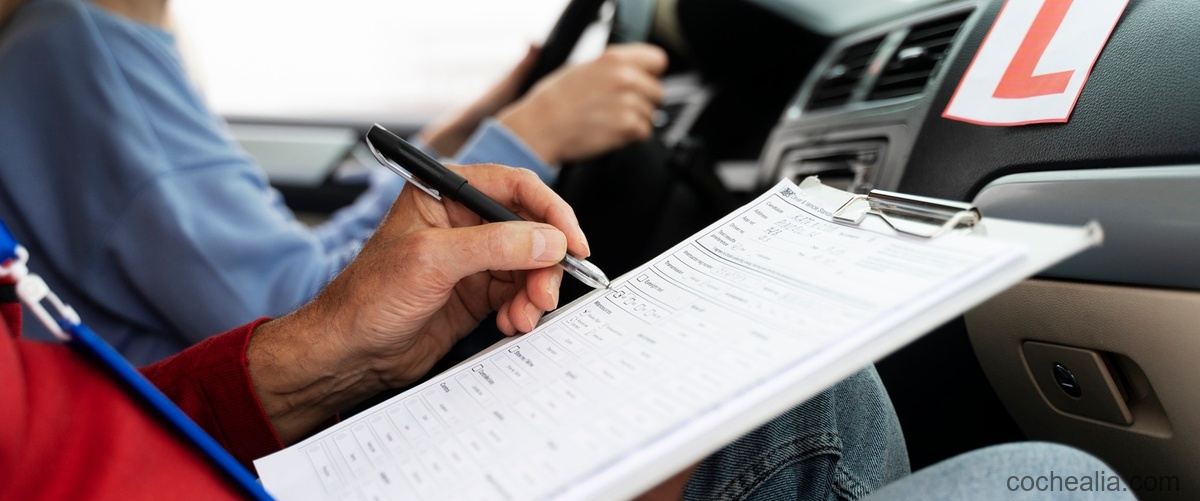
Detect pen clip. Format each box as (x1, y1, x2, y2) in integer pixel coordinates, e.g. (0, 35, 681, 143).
(365, 134, 442, 200)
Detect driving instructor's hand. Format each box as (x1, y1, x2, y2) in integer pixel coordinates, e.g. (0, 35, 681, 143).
(246, 164, 588, 444)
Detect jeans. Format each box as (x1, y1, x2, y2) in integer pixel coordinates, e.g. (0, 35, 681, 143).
(863, 442, 1138, 501)
(684, 366, 910, 501)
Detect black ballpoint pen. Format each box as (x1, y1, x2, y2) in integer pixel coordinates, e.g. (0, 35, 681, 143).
(365, 124, 611, 289)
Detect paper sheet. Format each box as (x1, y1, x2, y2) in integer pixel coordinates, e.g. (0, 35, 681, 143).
(255, 179, 1030, 501)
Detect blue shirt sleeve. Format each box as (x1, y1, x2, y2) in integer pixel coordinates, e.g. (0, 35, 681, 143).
(0, 0, 357, 363)
(453, 118, 560, 184)
(309, 167, 406, 253)
(0, 0, 559, 364)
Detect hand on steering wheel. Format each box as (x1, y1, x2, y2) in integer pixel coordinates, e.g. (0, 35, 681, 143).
(497, 43, 667, 165)
(420, 0, 667, 166)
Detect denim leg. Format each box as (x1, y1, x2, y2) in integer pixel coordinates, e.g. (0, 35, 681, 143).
(862, 442, 1138, 501)
(683, 365, 910, 501)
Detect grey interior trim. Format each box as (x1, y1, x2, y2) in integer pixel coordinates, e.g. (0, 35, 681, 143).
(973, 166, 1200, 290)
(659, 74, 713, 148)
(228, 123, 357, 187)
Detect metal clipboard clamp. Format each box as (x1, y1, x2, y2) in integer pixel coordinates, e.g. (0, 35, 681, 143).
(792, 176, 982, 239)
(833, 189, 981, 239)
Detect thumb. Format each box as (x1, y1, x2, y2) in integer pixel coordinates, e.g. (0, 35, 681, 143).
(612, 43, 669, 76)
(431, 221, 566, 281)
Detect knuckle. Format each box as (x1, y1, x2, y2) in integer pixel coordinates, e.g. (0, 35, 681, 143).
(517, 167, 540, 184)
(650, 47, 668, 67)
(507, 167, 540, 193)
(612, 68, 639, 90)
(649, 82, 666, 103)
(623, 114, 650, 140)
(599, 49, 625, 65)
(483, 162, 507, 175)
(491, 164, 522, 188)
(460, 163, 492, 183)
(620, 92, 645, 109)
(635, 121, 653, 141)
(638, 45, 668, 71)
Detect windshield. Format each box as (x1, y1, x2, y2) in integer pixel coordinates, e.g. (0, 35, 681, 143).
(173, 0, 606, 123)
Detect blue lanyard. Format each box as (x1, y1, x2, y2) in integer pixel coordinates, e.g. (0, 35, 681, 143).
(0, 220, 273, 501)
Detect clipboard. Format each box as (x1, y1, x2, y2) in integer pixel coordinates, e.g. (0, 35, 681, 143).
(256, 177, 1103, 501)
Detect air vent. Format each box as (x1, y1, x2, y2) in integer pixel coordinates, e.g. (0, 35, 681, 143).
(807, 36, 884, 111)
(776, 140, 887, 194)
(867, 11, 971, 101)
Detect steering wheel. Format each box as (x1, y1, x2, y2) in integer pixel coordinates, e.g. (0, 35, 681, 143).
(519, 0, 741, 304)
(517, 0, 609, 96)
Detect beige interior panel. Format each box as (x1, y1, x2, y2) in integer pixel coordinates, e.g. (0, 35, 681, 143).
(966, 279, 1198, 499)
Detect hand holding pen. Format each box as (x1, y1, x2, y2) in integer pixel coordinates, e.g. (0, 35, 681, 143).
(366, 124, 611, 290)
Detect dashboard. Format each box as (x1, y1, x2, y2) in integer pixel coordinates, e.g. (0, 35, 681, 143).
(760, 1, 977, 194)
(748, 0, 1200, 498)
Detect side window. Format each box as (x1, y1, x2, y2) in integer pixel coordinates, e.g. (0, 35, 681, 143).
(172, 0, 597, 123)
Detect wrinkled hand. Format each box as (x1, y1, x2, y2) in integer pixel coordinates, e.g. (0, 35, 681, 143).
(498, 43, 668, 164)
(247, 164, 588, 443)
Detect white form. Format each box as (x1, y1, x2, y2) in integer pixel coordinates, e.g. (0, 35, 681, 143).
(256, 179, 1038, 501)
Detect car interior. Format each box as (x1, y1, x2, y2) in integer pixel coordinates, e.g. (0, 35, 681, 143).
(226, 0, 1197, 497)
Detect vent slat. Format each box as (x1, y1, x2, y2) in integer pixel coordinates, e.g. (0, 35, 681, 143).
(907, 21, 964, 43)
(806, 36, 884, 111)
(875, 70, 936, 88)
(909, 35, 955, 51)
(865, 11, 971, 102)
(883, 58, 938, 72)
(841, 54, 875, 68)
(868, 86, 929, 101)
(813, 83, 858, 98)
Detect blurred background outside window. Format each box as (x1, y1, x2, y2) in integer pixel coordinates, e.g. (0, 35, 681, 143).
(173, 0, 606, 125)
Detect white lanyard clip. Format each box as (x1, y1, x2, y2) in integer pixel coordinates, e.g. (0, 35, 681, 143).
(0, 245, 79, 341)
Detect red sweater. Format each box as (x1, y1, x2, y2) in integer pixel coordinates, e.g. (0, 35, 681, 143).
(0, 284, 284, 499)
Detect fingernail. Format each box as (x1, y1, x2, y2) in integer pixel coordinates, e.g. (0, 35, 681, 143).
(523, 302, 540, 330)
(547, 273, 561, 309)
(580, 232, 592, 257)
(533, 228, 564, 262)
